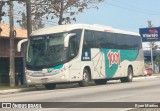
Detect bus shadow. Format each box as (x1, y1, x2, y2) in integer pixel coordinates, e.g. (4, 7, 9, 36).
(28, 80, 124, 92)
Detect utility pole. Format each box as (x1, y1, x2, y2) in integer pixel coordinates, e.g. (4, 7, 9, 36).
(148, 21, 154, 71)
(9, 0, 15, 87)
(8, 0, 32, 86)
(26, 0, 32, 37)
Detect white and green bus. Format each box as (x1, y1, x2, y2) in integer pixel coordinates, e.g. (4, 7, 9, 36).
(18, 24, 144, 89)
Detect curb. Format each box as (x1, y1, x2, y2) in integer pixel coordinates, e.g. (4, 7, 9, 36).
(133, 75, 160, 80)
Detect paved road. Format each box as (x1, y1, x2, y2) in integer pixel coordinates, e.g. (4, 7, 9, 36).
(0, 77, 160, 111)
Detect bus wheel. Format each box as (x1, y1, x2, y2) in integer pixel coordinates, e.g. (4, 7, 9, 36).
(44, 83, 56, 90)
(120, 67, 133, 83)
(79, 69, 90, 87)
(95, 79, 107, 85)
(127, 67, 133, 82)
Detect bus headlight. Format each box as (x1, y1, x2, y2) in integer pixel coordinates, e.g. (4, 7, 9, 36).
(27, 71, 33, 76)
(27, 79, 31, 83)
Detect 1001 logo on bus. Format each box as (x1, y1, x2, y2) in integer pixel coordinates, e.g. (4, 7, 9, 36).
(107, 50, 120, 67)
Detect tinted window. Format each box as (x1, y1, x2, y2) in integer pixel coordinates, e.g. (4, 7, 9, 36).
(83, 30, 95, 50)
(70, 29, 82, 51)
(116, 34, 142, 50)
(83, 30, 142, 50)
(68, 29, 82, 59)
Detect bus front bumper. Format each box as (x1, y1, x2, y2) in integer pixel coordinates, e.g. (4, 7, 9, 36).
(26, 74, 69, 85)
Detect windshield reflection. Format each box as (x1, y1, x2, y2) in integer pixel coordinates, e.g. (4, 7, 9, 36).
(26, 32, 68, 70)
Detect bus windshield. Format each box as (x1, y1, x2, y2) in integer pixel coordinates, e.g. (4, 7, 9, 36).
(26, 32, 68, 70)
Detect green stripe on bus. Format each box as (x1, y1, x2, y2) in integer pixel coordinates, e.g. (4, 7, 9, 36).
(100, 49, 138, 78)
(47, 64, 63, 73)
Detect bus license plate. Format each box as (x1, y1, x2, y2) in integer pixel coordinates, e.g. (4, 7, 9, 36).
(41, 78, 48, 83)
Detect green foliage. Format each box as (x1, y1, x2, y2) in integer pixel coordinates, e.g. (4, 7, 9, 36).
(155, 55, 160, 65)
(31, 0, 104, 25)
(16, 1, 44, 30)
(17, 13, 27, 29)
(32, 18, 45, 31)
(0, 1, 6, 22)
(16, 0, 104, 30)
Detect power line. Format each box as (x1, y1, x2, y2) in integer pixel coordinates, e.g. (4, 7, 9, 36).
(111, 0, 160, 13)
(106, 1, 160, 16)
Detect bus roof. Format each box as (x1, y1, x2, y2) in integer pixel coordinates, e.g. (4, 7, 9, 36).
(31, 24, 139, 36)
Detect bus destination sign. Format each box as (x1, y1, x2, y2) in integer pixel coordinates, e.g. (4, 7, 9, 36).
(139, 27, 160, 42)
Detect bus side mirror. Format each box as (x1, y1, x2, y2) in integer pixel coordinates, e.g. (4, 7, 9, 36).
(17, 39, 28, 52)
(64, 33, 76, 49)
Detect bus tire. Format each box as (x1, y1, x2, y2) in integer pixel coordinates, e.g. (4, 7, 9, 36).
(44, 83, 56, 90)
(79, 69, 90, 87)
(95, 79, 107, 85)
(121, 67, 133, 83)
(126, 66, 133, 82)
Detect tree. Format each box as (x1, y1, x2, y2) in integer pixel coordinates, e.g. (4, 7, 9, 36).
(0, 1, 4, 34)
(17, 10, 45, 30)
(155, 55, 160, 65)
(16, 1, 44, 31)
(31, 0, 104, 25)
(17, 12, 27, 29)
(0, 1, 5, 22)
(32, 18, 45, 30)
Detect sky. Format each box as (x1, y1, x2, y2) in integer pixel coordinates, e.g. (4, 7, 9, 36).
(2, 0, 160, 33)
(2, 0, 160, 49)
(76, 0, 160, 33)
(76, 0, 160, 49)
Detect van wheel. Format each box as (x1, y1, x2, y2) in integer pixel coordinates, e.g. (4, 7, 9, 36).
(121, 67, 133, 83)
(95, 79, 107, 85)
(45, 83, 56, 90)
(79, 69, 90, 87)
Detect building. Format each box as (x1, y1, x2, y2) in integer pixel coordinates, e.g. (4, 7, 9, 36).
(0, 23, 27, 85)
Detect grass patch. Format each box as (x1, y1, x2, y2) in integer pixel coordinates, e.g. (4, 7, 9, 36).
(0, 85, 20, 90)
(152, 73, 160, 76)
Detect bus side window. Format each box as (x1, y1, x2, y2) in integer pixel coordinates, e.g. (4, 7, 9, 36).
(83, 30, 95, 51)
(83, 40, 88, 50)
(69, 36, 79, 58)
